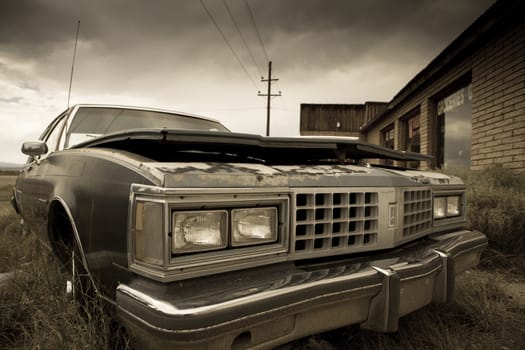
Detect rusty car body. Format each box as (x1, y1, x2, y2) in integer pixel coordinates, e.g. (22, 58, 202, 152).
(13, 104, 487, 349)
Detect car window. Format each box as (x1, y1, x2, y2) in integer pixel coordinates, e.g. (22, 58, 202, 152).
(66, 107, 229, 147)
(41, 115, 68, 158)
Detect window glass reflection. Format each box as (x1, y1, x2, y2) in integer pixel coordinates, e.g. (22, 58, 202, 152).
(404, 114, 420, 168)
(381, 125, 395, 167)
(437, 84, 472, 168)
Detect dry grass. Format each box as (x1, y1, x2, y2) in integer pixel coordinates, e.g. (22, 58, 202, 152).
(0, 175, 17, 211)
(0, 206, 131, 349)
(0, 202, 25, 273)
(449, 165, 525, 257)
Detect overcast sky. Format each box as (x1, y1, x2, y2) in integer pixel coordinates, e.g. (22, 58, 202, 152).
(0, 0, 495, 164)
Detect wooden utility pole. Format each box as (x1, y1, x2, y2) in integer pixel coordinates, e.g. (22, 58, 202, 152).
(258, 61, 281, 136)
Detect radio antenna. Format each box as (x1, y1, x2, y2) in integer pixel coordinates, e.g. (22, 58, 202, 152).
(67, 20, 80, 108)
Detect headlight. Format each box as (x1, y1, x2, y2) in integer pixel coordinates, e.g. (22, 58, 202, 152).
(447, 196, 460, 216)
(434, 195, 461, 219)
(232, 207, 278, 246)
(172, 210, 227, 253)
(433, 197, 447, 219)
(134, 201, 164, 265)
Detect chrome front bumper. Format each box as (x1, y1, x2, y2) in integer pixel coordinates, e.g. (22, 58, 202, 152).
(116, 230, 487, 350)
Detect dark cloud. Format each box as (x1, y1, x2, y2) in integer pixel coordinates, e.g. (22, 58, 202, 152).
(0, 0, 75, 55)
(0, 1, 209, 56)
(245, 0, 496, 71)
(0, 0, 496, 123)
(249, 0, 489, 37)
(0, 0, 495, 69)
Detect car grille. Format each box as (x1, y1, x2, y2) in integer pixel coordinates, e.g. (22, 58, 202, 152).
(402, 189, 432, 237)
(291, 187, 433, 257)
(293, 190, 379, 254)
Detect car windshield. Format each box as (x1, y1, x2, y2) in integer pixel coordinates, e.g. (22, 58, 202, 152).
(66, 107, 229, 147)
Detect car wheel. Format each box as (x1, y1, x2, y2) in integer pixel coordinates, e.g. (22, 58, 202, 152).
(65, 242, 92, 300)
(48, 207, 95, 301)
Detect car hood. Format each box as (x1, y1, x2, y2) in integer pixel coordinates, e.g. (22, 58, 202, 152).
(74, 129, 444, 188)
(74, 128, 431, 162)
(139, 162, 417, 187)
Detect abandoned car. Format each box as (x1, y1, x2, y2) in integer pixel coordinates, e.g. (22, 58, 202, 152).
(12, 104, 487, 349)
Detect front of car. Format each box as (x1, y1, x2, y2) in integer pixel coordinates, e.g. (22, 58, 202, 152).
(85, 127, 486, 349)
(15, 105, 486, 350)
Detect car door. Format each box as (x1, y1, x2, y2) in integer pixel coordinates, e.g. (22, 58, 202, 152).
(17, 113, 68, 240)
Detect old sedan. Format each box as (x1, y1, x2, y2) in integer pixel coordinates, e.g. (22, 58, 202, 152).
(13, 104, 487, 349)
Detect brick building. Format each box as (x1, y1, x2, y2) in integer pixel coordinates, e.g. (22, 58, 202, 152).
(300, 0, 525, 172)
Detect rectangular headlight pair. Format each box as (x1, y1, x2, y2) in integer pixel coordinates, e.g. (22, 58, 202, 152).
(172, 207, 278, 254)
(433, 195, 461, 219)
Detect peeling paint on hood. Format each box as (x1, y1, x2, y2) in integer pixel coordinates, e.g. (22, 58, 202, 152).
(142, 162, 419, 188)
(272, 165, 368, 176)
(384, 169, 464, 185)
(142, 162, 287, 187)
(143, 162, 282, 176)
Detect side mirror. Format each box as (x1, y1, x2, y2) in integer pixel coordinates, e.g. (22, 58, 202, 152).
(21, 141, 48, 157)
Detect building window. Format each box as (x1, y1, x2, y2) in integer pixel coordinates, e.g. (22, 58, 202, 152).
(399, 106, 421, 168)
(381, 124, 395, 166)
(436, 83, 472, 168)
(381, 125, 395, 149)
(404, 114, 420, 154)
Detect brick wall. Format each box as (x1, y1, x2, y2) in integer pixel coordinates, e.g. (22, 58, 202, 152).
(471, 18, 525, 171)
(364, 6, 525, 172)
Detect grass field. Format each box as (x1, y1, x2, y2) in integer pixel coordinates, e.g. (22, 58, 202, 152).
(1, 169, 524, 349)
(0, 175, 17, 210)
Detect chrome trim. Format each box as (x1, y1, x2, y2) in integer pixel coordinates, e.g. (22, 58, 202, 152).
(128, 186, 290, 282)
(117, 231, 487, 333)
(62, 105, 80, 149)
(397, 264, 442, 282)
(362, 266, 399, 332)
(117, 282, 378, 336)
(432, 250, 452, 303)
(50, 196, 99, 295)
(130, 184, 291, 196)
(115, 229, 487, 346)
(117, 268, 379, 317)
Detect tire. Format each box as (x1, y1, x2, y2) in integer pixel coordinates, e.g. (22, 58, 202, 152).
(65, 240, 94, 301)
(48, 207, 95, 301)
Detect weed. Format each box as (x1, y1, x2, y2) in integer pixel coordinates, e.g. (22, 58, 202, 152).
(0, 207, 25, 273)
(448, 165, 525, 256)
(0, 207, 131, 349)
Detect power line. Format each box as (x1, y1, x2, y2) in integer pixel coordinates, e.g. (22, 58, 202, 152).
(243, 0, 270, 62)
(222, 0, 263, 77)
(199, 0, 259, 89)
